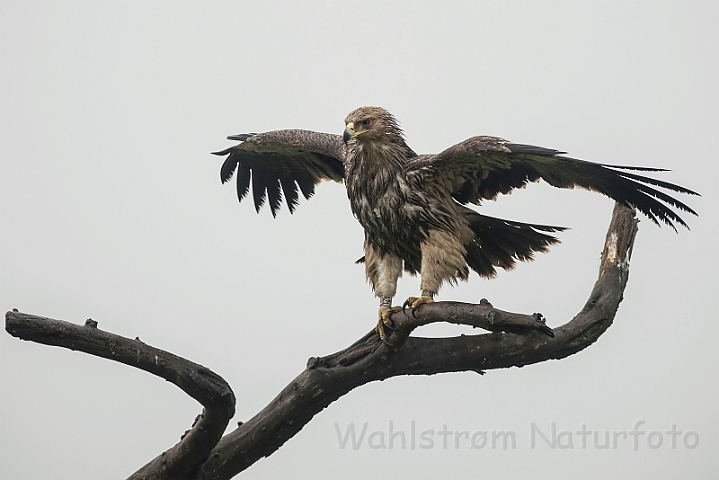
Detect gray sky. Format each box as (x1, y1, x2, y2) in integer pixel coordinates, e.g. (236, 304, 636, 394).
(1, 1, 717, 479)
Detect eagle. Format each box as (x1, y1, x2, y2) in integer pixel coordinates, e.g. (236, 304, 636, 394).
(213, 106, 698, 342)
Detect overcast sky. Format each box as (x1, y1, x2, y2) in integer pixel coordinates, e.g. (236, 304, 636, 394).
(1, 1, 717, 479)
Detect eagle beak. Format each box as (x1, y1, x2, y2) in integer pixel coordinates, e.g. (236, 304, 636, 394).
(343, 122, 355, 144)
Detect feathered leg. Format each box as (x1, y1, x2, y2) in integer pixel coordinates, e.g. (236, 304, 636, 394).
(405, 230, 472, 316)
(364, 240, 403, 342)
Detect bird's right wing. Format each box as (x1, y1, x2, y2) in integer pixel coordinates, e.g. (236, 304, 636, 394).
(213, 129, 345, 216)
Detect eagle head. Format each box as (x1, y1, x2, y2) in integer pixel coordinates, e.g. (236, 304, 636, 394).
(343, 106, 404, 145)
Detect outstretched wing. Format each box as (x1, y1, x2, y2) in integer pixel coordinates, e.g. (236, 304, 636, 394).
(408, 136, 699, 230)
(213, 129, 345, 217)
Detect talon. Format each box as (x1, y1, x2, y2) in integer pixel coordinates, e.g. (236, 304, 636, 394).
(403, 296, 435, 318)
(402, 299, 412, 316)
(377, 306, 402, 343)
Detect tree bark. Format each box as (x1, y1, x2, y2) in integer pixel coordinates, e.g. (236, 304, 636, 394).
(5, 203, 638, 480)
(5, 314, 236, 479)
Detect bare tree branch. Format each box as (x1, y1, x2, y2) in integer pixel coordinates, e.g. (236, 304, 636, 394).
(193, 203, 638, 479)
(4, 313, 236, 479)
(5, 203, 638, 480)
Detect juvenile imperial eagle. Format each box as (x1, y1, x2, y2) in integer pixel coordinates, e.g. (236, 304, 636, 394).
(213, 106, 698, 341)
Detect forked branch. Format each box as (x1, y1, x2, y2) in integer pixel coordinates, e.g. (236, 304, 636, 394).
(5, 203, 638, 480)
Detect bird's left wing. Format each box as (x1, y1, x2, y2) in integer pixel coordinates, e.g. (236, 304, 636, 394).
(213, 129, 345, 216)
(407, 136, 698, 230)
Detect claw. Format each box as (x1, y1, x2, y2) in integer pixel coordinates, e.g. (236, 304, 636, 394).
(402, 296, 435, 318)
(401, 299, 411, 317)
(377, 306, 402, 344)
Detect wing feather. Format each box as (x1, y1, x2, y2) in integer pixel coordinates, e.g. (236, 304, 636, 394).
(266, 176, 283, 217)
(235, 160, 251, 203)
(411, 136, 698, 230)
(251, 167, 269, 213)
(294, 170, 317, 200)
(279, 175, 300, 213)
(213, 129, 345, 215)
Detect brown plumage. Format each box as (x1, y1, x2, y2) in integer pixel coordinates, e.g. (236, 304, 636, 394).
(213, 106, 698, 337)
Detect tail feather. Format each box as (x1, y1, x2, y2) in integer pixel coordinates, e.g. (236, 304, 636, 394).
(463, 211, 566, 278)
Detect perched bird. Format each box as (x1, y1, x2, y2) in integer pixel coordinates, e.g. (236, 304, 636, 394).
(213, 106, 698, 342)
